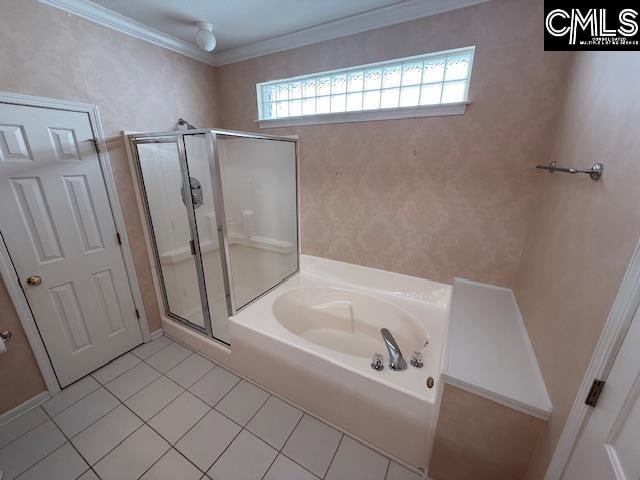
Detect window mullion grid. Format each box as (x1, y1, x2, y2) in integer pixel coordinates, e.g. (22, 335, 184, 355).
(418, 59, 426, 106)
(359, 68, 365, 112)
(438, 56, 448, 104)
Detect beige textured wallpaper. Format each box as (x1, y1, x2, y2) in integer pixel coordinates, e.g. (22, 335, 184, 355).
(214, 0, 571, 287)
(0, 0, 219, 413)
(516, 51, 640, 479)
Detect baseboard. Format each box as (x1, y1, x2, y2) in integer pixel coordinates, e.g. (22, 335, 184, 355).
(149, 328, 163, 340)
(0, 391, 50, 428)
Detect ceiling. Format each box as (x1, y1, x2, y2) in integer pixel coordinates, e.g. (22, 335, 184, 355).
(90, 0, 405, 52)
(42, 0, 491, 65)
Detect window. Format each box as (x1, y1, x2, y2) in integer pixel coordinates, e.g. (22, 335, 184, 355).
(257, 46, 474, 126)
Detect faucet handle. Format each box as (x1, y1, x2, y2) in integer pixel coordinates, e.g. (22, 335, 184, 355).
(371, 353, 384, 371)
(410, 351, 424, 368)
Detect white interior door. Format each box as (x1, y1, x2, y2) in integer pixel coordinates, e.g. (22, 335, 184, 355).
(0, 102, 142, 387)
(563, 302, 640, 479)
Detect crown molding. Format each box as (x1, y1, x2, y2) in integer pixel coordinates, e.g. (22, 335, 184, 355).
(39, 0, 217, 65)
(213, 0, 490, 65)
(40, 0, 490, 67)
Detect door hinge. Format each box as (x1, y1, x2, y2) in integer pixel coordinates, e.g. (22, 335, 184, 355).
(92, 138, 100, 153)
(116, 232, 122, 245)
(189, 239, 196, 256)
(135, 308, 140, 319)
(585, 379, 605, 407)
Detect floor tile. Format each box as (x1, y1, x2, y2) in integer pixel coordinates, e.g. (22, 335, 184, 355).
(148, 391, 210, 444)
(71, 405, 143, 465)
(140, 449, 201, 480)
(125, 377, 183, 421)
(208, 430, 277, 480)
(175, 409, 240, 471)
(15, 443, 88, 480)
(283, 415, 342, 477)
(166, 353, 214, 388)
(77, 470, 99, 480)
(189, 367, 240, 407)
(0, 408, 48, 450)
(215, 381, 269, 426)
(53, 388, 120, 437)
(105, 362, 160, 400)
(92, 353, 141, 384)
(264, 454, 320, 480)
(94, 425, 169, 480)
(0, 420, 66, 479)
(42, 376, 100, 416)
(325, 436, 388, 480)
(246, 396, 303, 449)
(132, 336, 173, 359)
(386, 461, 421, 480)
(145, 342, 192, 373)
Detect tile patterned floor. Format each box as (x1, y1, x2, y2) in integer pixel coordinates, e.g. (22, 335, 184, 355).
(0, 336, 421, 480)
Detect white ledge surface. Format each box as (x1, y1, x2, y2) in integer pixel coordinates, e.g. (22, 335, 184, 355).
(257, 103, 467, 128)
(442, 278, 552, 420)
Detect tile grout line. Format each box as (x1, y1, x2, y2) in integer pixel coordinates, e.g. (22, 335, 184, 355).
(164, 373, 248, 475)
(384, 456, 391, 480)
(0, 407, 49, 453)
(99, 361, 226, 477)
(9, 437, 73, 480)
(182, 371, 332, 479)
(81, 344, 238, 479)
(40, 404, 103, 480)
(199, 417, 245, 477)
(164, 352, 217, 388)
(50, 396, 121, 446)
(42, 377, 101, 416)
(90, 352, 143, 384)
(258, 412, 307, 479)
(79, 368, 177, 473)
(6, 336, 404, 480)
(323, 432, 345, 479)
(131, 335, 176, 361)
(264, 413, 327, 479)
(186, 342, 415, 477)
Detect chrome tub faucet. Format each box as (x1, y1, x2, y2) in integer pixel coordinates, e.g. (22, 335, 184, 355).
(380, 328, 407, 371)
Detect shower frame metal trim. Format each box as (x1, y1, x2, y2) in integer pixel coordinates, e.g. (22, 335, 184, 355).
(128, 136, 214, 339)
(127, 128, 300, 345)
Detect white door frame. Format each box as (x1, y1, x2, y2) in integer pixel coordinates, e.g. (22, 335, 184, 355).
(0, 91, 150, 396)
(545, 235, 640, 479)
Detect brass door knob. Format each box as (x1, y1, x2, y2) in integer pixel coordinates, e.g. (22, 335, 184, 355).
(26, 275, 42, 286)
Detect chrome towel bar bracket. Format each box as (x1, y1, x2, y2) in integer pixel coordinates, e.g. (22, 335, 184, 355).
(536, 161, 603, 181)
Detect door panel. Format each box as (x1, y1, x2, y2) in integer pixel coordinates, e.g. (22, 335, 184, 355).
(0, 102, 142, 387)
(563, 302, 640, 479)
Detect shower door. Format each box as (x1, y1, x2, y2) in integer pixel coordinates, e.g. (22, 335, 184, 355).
(130, 130, 298, 346)
(132, 136, 221, 341)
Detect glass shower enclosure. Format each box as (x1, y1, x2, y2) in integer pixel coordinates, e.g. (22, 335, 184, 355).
(128, 130, 299, 345)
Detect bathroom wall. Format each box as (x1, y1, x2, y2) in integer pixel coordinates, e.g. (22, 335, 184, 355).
(515, 52, 640, 478)
(0, 281, 46, 414)
(0, 0, 219, 414)
(430, 385, 545, 480)
(214, 0, 571, 287)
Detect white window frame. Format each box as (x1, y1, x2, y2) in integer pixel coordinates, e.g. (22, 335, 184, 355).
(256, 46, 475, 128)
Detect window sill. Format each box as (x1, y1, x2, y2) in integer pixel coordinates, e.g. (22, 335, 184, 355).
(257, 102, 468, 128)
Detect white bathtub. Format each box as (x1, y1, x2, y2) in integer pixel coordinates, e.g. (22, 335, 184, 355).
(229, 255, 451, 468)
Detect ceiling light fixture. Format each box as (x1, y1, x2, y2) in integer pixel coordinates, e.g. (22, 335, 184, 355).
(195, 21, 216, 52)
